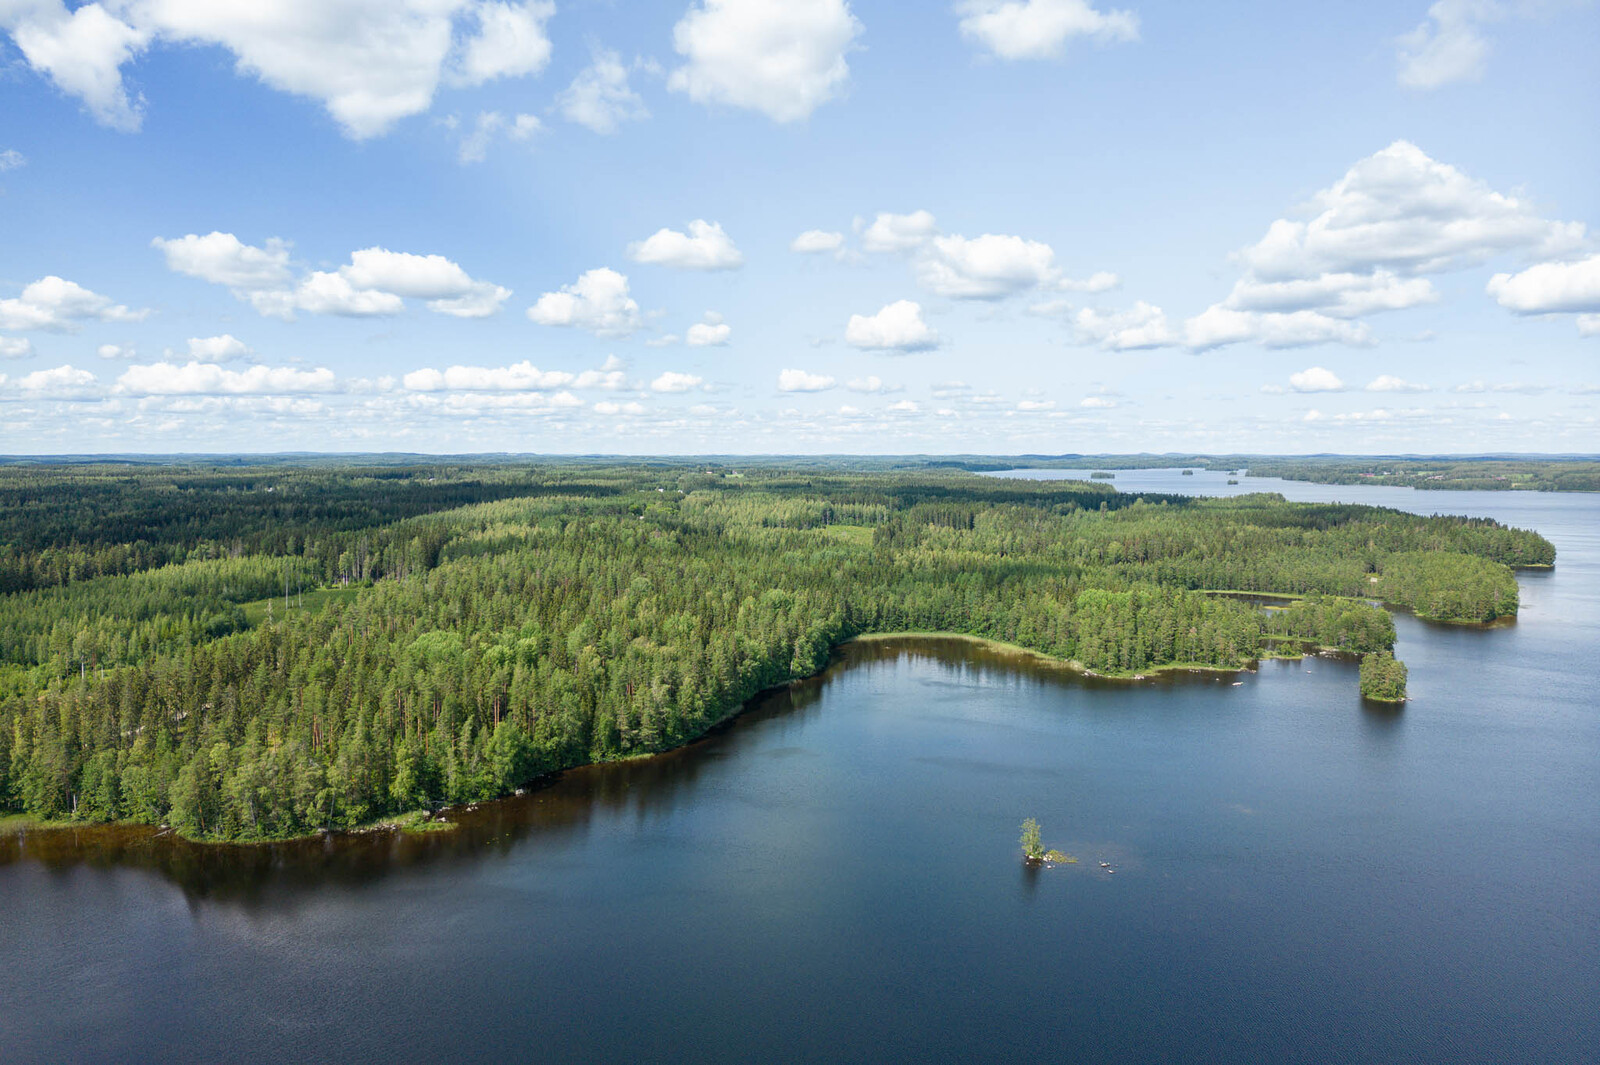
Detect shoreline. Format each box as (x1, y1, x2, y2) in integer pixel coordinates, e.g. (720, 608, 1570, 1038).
(0, 630, 1350, 849)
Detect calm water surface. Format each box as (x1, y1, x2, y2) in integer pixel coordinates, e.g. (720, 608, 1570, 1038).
(1, 470, 1595, 1063)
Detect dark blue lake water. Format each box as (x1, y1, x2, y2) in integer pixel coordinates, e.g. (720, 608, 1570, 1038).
(1, 470, 1595, 1063)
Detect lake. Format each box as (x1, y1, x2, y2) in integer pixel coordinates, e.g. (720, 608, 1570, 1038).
(2, 469, 1596, 1063)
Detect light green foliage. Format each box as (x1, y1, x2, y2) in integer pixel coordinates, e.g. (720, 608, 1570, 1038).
(1021, 818, 1043, 860)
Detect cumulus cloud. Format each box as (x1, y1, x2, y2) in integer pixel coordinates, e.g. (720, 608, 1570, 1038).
(777, 368, 836, 392)
(650, 371, 703, 392)
(1, 337, 34, 359)
(859, 210, 938, 253)
(1016, 399, 1055, 411)
(1, 1, 557, 138)
(668, 0, 862, 122)
(0, 149, 25, 171)
(527, 267, 642, 337)
(844, 300, 940, 352)
(1487, 253, 1600, 315)
(186, 334, 252, 362)
(1239, 141, 1583, 281)
(1396, 0, 1498, 90)
(1184, 141, 1580, 351)
(12, 363, 98, 398)
(452, 1, 556, 86)
(1073, 301, 1176, 350)
(1079, 395, 1117, 408)
(1185, 307, 1372, 351)
(116, 360, 337, 395)
(593, 399, 645, 415)
(556, 47, 649, 134)
(916, 233, 1057, 299)
(628, 220, 744, 270)
(686, 311, 732, 346)
(1367, 374, 1430, 392)
(0, 276, 149, 332)
(153, 232, 508, 319)
(791, 229, 845, 253)
(1288, 366, 1345, 392)
(957, 0, 1139, 61)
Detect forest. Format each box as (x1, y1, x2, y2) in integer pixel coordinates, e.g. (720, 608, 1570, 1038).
(0, 463, 1553, 841)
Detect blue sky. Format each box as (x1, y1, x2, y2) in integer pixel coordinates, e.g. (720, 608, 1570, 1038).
(1, 0, 1596, 455)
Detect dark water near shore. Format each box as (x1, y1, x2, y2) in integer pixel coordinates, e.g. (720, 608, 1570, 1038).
(1, 471, 1596, 1063)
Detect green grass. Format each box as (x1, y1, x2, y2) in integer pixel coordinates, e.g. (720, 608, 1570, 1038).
(814, 524, 874, 546)
(240, 585, 362, 627)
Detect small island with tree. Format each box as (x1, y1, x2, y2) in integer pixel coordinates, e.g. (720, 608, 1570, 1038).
(1360, 651, 1409, 702)
(1020, 818, 1076, 865)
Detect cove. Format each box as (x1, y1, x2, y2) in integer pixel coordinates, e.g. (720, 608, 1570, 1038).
(1, 473, 1595, 1064)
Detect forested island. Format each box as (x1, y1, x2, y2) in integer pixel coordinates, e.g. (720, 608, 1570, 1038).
(0, 463, 1552, 842)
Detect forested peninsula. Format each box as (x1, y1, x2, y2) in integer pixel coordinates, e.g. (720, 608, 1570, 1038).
(0, 464, 1553, 841)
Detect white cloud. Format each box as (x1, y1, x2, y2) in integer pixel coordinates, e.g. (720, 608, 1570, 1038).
(668, 0, 862, 122)
(845, 300, 940, 352)
(593, 399, 645, 415)
(1, 337, 34, 359)
(0, 149, 25, 171)
(1073, 301, 1176, 350)
(154, 233, 508, 319)
(116, 360, 337, 395)
(403, 361, 574, 391)
(791, 229, 845, 253)
(1239, 141, 1583, 281)
(860, 210, 938, 253)
(0, 1, 150, 131)
(0, 276, 149, 332)
(186, 334, 252, 362)
(686, 311, 732, 346)
(1288, 366, 1345, 393)
(1487, 253, 1600, 314)
(957, 0, 1139, 61)
(1185, 306, 1371, 351)
(1079, 396, 1117, 408)
(651, 371, 703, 392)
(13, 363, 98, 398)
(2, 2, 558, 139)
(152, 232, 293, 292)
(887, 399, 919, 412)
(457, 109, 541, 163)
(291, 271, 406, 317)
(1579, 315, 1600, 338)
(916, 233, 1057, 299)
(527, 267, 643, 336)
(1058, 270, 1119, 293)
(777, 368, 836, 392)
(556, 47, 649, 134)
(452, 1, 556, 86)
(1396, 0, 1498, 90)
(1183, 141, 1580, 351)
(1221, 270, 1438, 318)
(1016, 399, 1055, 411)
(846, 375, 891, 393)
(1367, 374, 1430, 392)
(628, 220, 743, 270)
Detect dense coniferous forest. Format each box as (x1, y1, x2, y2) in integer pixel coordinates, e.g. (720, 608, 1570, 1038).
(0, 463, 1552, 840)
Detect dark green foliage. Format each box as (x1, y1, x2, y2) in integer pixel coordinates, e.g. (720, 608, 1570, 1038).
(1360, 652, 1408, 702)
(1244, 458, 1600, 495)
(0, 463, 1546, 840)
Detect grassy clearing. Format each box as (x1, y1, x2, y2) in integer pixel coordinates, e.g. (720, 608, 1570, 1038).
(240, 585, 362, 627)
